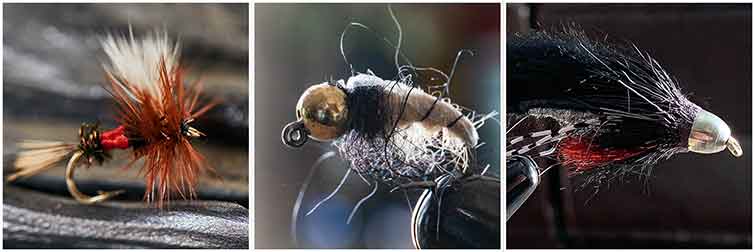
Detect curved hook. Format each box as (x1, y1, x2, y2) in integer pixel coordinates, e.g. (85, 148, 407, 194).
(410, 174, 452, 249)
(65, 151, 125, 204)
(282, 119, 310, 148)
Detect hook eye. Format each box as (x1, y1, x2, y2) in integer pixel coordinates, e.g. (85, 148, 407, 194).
(282, 120, 309, 148)
(727, 136, 743, 157)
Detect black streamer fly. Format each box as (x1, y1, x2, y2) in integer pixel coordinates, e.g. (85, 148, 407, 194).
(506, 28, 743, 189)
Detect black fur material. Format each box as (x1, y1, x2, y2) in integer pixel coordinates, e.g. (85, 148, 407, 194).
(345, 85, 392, 139)
(507, 30, 699, 151)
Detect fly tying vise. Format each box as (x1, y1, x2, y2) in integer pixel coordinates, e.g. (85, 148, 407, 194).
(506, 29, 743, 184)
(7, 29, 216, 206)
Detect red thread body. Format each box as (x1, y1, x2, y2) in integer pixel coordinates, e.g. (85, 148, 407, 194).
(100, 125, 130, 150)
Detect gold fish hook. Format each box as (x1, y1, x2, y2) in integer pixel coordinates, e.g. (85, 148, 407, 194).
(65, 151, 125, 204)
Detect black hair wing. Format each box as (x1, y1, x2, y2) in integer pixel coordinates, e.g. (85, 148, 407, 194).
(507, 30, 699, 152)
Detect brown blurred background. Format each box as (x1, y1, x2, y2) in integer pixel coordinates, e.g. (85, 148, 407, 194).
(255, 3, 499, 248)
(506, 3, 751, 249)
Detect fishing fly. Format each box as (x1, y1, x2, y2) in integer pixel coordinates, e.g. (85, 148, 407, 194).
(282, 6, 498, 227)
(7, 29, 217, 206)
(506, 29, 743, 190)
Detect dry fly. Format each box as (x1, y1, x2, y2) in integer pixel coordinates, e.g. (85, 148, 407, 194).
(8, 28, 217, 206)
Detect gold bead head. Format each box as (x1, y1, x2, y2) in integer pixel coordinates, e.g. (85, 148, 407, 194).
(296, 83, 349, 141)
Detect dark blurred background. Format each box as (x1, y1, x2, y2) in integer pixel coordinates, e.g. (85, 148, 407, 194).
(255, 3, 499, 249)
(506, 3, 751, 249)
(3, 4, 249, 247)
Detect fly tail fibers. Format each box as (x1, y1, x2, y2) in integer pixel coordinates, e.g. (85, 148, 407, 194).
(8, 140, 77, 181)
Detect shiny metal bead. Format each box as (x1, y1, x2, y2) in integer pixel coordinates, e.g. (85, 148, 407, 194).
(688, 109, 742, 157)
(295, 83, 349, 142)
